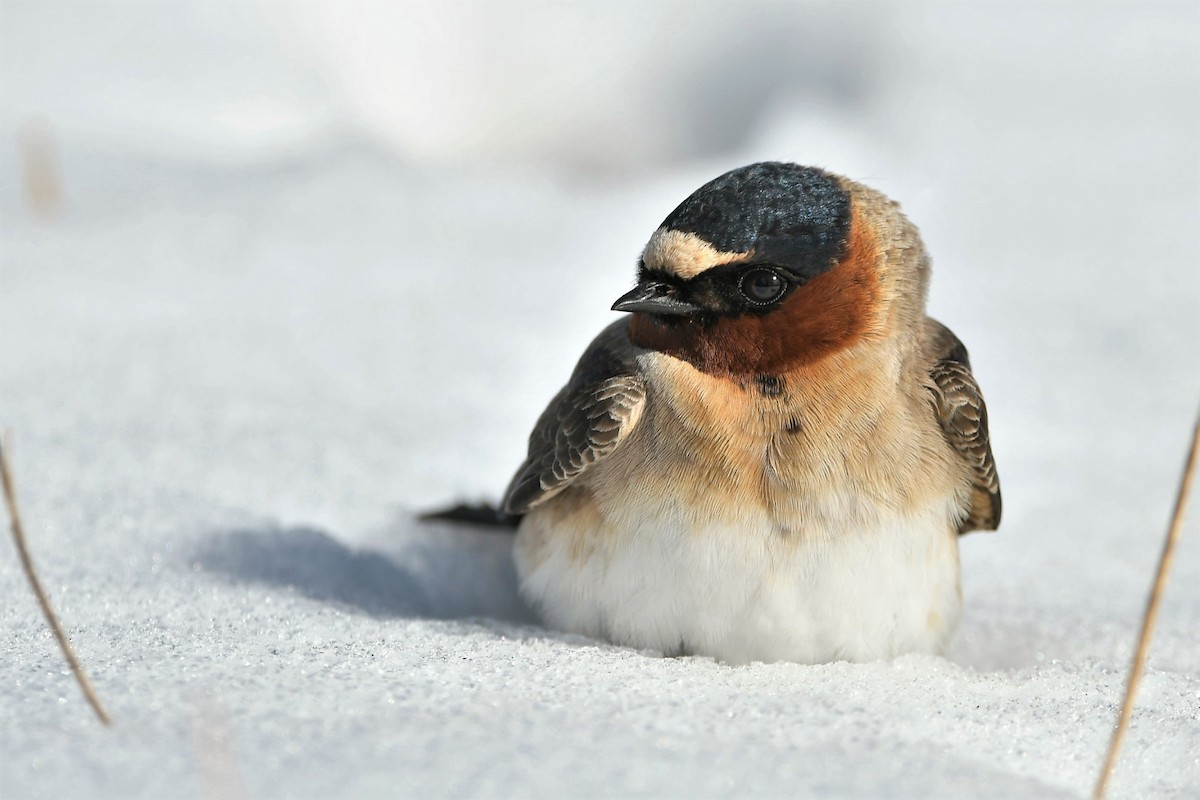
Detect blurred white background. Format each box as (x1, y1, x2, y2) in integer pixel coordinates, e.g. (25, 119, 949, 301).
(2, 1, 894, 167)
(5, 1, 1193, 176)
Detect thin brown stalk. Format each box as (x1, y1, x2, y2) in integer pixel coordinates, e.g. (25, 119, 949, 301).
(18, 118, 66, 219)
(192, 698, 248, 800)
(0, 433, 111, 726)
(1093, 410, 1200, 799)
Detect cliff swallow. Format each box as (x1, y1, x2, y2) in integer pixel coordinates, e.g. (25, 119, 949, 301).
(501, 162, 1000, 665)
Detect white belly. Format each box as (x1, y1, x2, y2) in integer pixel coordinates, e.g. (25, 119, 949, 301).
(515, 495, 962, 665)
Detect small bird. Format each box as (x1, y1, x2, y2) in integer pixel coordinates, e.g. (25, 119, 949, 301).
(500, 162, 999, 665)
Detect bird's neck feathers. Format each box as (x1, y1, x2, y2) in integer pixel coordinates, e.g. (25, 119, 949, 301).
(842, 178, 932, 347)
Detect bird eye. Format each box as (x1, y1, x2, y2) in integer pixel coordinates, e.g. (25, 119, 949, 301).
(739, 269, 787, 305)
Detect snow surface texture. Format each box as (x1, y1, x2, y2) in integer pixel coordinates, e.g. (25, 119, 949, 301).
(2, 2, 1199, 798)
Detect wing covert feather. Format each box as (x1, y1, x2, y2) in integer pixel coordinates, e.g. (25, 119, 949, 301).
(924, 318, 1002, 534)
(502, 320, 645, 514)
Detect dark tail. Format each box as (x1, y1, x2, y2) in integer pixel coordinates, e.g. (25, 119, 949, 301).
(419, 501, 522, 531)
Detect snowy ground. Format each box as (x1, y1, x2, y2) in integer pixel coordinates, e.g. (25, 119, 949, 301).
(2, 3, 1199, 799)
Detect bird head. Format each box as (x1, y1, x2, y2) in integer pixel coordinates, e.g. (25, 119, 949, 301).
(613, 162, 926, 376)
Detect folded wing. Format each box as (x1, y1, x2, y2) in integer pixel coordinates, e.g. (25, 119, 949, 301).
(924, 318, 1002, 534)
(502, 320, 646, 515)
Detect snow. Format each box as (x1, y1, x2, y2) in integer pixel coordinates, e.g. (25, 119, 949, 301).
(2, 2, 1199, 798)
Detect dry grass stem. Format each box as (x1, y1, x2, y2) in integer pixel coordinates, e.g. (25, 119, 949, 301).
(0, 433, 111, 726)
(18, 118, 66, 219)
(1093, 410, 1200, 799)
(192, 698, 248, 800)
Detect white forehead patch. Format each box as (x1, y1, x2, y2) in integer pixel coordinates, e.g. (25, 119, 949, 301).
(641, 228, 752, 280)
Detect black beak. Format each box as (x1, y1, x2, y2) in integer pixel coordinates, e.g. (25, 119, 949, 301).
(611, 281, 704, 316)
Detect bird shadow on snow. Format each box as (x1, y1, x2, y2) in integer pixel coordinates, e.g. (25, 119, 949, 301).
(193, 521, 1104, 672)
(193, 519, 537, 624)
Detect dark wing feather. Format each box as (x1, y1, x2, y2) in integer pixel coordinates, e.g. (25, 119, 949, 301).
(924, 318, 1001, 534)
(502, 319, 646, 515)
